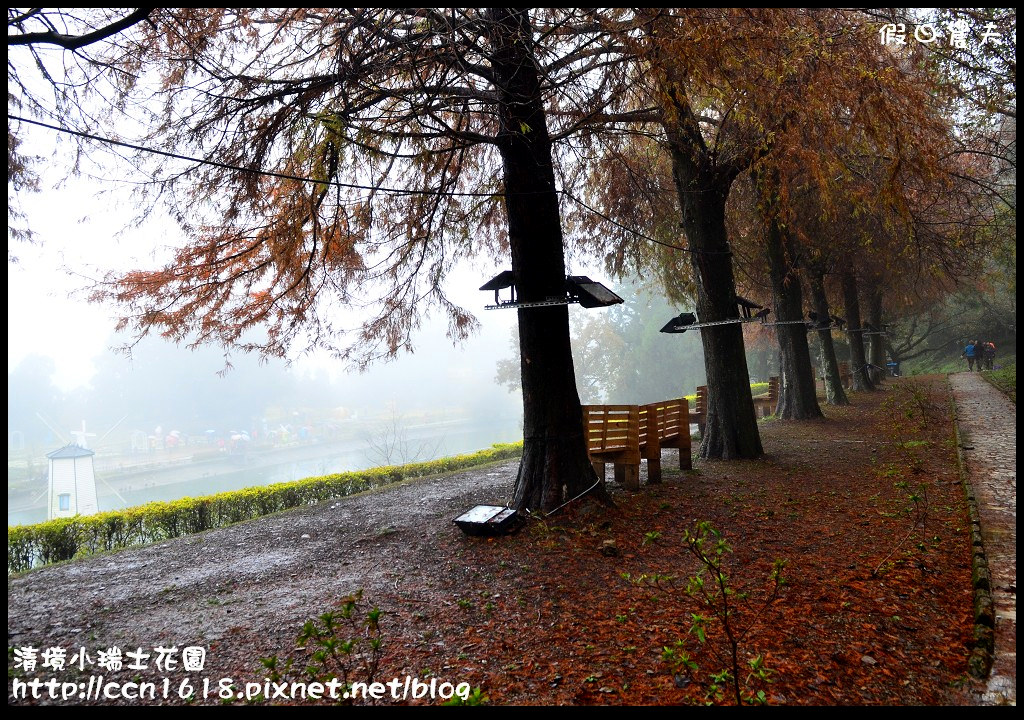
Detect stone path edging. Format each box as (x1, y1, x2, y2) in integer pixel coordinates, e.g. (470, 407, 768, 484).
(948, 372, 1017, 706)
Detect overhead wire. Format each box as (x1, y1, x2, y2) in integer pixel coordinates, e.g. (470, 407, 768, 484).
(11, 113, 730, 256)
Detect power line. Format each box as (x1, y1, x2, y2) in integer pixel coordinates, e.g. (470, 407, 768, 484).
(560, 189, 732, 256)
(10, 114, 504, 199)
(11, 113, 731, 255)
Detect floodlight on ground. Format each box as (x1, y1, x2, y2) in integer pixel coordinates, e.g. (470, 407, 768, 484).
(454, 505, 520, 536)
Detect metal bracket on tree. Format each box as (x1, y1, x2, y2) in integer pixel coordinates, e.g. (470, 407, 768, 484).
(660, 313, 775, 334)
(846, 327, 890, 336)
(762, 320, 819, 328)
(481, 271, 624, 310)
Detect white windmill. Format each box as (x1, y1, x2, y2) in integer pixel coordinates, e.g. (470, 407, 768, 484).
(37, 414, 129, 520)
(46, 444, 99, 519)
(69, 420, 97, 449)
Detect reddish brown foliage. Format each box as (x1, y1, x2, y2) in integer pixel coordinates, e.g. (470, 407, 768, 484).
(359, 376, 973, 705)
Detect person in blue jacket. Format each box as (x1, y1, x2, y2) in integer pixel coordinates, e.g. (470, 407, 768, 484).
(962, 340, 978, 371)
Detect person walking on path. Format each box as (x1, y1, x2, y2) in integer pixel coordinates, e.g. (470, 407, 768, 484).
(962, 340, 979, 371)
(983, 341, 996, 371)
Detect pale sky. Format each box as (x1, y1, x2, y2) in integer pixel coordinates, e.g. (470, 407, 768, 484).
(7, 32, 626, 397)
(8, 165, 139, 389)
(7, 123, 614, 394)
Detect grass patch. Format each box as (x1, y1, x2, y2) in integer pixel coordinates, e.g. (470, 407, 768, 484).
(981, 361, 1015, 403)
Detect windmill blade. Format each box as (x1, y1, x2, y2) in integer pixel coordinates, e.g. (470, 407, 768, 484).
(36, 413, 69, 444)
(96, 475, 129, 509)
(97, 414, 130, 445)
(28, 487, 49, 506)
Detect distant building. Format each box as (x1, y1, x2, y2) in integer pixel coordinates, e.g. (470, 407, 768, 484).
(46, 444, 99, 520)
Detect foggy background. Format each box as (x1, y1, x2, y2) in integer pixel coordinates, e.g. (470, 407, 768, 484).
(7, 125, 735, 527)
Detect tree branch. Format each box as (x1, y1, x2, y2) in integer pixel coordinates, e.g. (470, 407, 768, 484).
(8, 8, 153, 50)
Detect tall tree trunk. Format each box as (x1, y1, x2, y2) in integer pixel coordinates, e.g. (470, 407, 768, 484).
(840, 270, 875, 392)
(776, 348, 789, 415)
(668, 164, 762, 459)
(808, 268, 849, 405)
(865, 287, 886, 385)
(760, 187, 822, 419)
(652, 46, 761, 460)
(488, 9, 608, 512)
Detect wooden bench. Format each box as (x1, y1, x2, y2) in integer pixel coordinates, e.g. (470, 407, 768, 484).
(640, 398, 692, 483)
(838, 361, 852, 389)
(582, 404, 641, 489)
(694, 376, 779, 431)
(818, 364, 852, 393)
(694, 386, 708, 437)
(752, 376, 780, 418)
(583, 399, 694, 489)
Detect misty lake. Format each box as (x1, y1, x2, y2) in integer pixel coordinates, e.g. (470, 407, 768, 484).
(8, 416, 522, 527)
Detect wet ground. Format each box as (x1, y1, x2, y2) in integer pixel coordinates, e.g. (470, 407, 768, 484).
(8, 460, 524, 700)
(949, 372, 1017, 706)
(7, 375, 1015, 705)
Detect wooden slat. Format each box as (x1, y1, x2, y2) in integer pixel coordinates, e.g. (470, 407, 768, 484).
(585, 398, 695, 483)
(652, 399, 689, 449)
(640, 399, 687, 453)
(639, 403, 660, 458)
(695, 386, 708, 416)
(838, 362, 851, 389)
(659, 398, 684, 440)
(582, 405, 640, 462)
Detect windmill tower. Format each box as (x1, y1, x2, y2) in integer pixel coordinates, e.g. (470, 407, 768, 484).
(47, 444, 99, 519)
(38, 416, 129, 520)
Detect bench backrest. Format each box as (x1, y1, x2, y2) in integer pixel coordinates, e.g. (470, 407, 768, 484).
(640, 398, 688, 449)
(695, 386, 707, 418)
(838, 361, 851, 385)
(582, 404, 640, 461)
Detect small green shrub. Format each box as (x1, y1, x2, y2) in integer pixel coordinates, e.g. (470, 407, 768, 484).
(628, 522, 786, 705)
(260, 590, 384, 705)
(677, 522, 785, 705)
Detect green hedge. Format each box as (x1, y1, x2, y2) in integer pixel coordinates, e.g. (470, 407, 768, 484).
(8, 442, 522, 574)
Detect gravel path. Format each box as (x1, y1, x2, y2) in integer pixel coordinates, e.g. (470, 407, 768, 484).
(949, 372, 1016, 706)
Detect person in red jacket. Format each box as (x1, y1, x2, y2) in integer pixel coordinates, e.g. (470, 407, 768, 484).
(982, 341, 996, 370)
